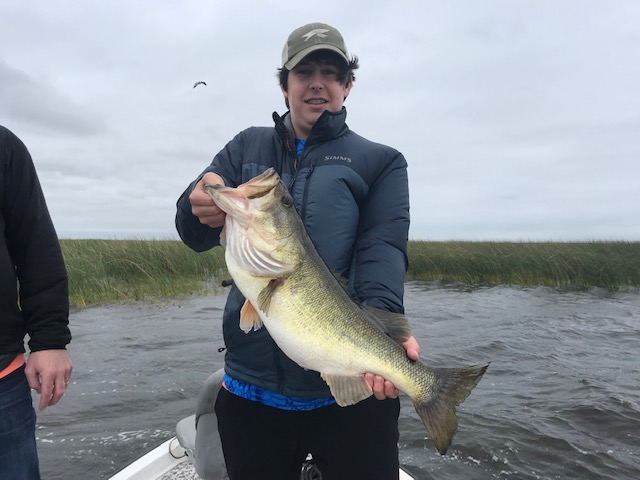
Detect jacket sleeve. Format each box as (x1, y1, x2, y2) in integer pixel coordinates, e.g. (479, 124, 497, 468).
(352, 152, 410, 314)
(175, 130, 247, 252)
(3, 128, 71, 351)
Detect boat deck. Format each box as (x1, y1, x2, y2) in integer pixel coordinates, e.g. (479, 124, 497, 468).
(158, 462, 200, 480)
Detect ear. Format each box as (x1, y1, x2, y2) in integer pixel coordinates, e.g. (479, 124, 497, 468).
(280, 85, 290, 109)
(343, 79, 353, 101)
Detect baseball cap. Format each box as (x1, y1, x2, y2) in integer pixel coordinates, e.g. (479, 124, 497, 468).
(282, 22, 350, 70)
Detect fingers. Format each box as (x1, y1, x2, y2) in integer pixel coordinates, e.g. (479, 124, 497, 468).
(403, 336, 421, 362)
(38, 381, 54, 411)
(47, 378, 69, 409)
(191, 205, 226, 227)
(363, 336, 422, 401)
(365, 373, 400, 401)
(36, 372, 71, 411)
(25, 367, 42, 394)
(189, 175, 226, 228)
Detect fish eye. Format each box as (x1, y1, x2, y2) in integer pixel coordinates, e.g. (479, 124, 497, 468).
(282, 193, 294, 207)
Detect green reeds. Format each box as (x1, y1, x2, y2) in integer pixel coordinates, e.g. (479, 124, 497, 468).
(407, 240, 640, 290)
(61, 239, 227, 308)
(61, 240, 640, 308)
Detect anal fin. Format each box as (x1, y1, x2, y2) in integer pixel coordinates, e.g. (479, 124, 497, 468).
(320, 373, 373, 406)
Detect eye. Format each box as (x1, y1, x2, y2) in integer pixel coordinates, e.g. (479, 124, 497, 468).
(282, 193, 294, 207)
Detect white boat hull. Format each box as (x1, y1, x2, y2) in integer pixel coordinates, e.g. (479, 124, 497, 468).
(109, 437, 190, 480)
(109, 435, 415, 480)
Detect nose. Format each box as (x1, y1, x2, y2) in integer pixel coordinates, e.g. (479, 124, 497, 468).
(309, 71, 324, 90)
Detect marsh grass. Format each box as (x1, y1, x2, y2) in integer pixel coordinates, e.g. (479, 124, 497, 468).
(61, 239, 640, 308)
(407, 240, 640, 290)
(61, 239, 227, 308)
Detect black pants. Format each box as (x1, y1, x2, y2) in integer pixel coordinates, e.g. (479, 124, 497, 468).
(215, 387, 400, 480)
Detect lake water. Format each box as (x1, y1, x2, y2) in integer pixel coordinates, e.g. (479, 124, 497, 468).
(35, 282, 640, 479)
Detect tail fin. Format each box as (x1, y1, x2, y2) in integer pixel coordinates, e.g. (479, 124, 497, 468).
(413, 364, 489, 455)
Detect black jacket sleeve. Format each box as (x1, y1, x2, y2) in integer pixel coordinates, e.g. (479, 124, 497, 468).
(0, 126, 71, 352)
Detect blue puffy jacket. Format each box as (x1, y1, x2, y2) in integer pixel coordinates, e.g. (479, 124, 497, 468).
(175, 108, 410, 398)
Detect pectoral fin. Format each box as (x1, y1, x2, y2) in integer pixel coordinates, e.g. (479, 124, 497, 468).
(320, 373, 373, 406)
(239, 299, 263, 333)
(257, 278, 284, 315)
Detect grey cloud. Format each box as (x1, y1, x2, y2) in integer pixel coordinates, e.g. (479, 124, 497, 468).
(0, 60, 107, 136)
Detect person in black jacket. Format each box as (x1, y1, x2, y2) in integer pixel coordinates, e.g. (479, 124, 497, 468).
(0, 125, 73, 480)
(176, 23, 417, 480)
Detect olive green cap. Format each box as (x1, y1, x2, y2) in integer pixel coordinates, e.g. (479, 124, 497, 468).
(281, 22, 350, 70)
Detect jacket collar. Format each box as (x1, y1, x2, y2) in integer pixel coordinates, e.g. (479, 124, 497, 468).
(273, 107, 349, 152)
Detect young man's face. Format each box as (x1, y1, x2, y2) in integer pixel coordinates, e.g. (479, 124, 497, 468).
(282, 56, 352, 140)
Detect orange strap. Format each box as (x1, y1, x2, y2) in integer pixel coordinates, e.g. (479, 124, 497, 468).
(0, 354, 26, 379)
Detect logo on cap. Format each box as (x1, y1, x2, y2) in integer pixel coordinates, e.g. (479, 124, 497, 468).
(302, 28, 330, 41)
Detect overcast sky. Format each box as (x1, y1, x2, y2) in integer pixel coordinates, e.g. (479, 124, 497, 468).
(1, 0, 638, 241)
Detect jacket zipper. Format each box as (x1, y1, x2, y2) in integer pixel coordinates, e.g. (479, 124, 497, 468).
(300, 164, 314, 221)
(296, 142, 317, 221)
(274, 345, 285, 394)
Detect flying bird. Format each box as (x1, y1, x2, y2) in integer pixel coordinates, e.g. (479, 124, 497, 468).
(193, 81, 207, 88)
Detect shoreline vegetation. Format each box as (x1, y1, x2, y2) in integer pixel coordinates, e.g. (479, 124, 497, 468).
(60, 239, 640, 309)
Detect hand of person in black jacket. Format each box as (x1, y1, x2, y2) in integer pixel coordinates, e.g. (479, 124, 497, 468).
(25, 349, 73, 411)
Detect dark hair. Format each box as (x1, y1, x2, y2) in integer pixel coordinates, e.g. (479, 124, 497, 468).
(277, 50, 359, 92)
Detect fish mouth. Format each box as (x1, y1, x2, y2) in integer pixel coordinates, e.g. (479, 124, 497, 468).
(243, 168, 281, 199)
(204, 168, 281, 214)
(203, 167, 295, 267)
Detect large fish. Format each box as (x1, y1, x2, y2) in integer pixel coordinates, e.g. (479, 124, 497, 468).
(204, 168, 488, 455)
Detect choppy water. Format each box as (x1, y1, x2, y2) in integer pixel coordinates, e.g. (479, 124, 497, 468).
(36, 282, 640, 479)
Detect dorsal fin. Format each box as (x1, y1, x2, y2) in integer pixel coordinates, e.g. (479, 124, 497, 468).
(328, 270, 411, 345)
(330, 270, 349, 291)
(361, 305, 412, 344)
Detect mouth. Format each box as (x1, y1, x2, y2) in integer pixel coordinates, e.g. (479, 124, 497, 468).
(305, 98, 328, 105)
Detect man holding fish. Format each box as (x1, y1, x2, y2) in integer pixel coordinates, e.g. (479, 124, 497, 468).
(176, 22, 483, 480)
